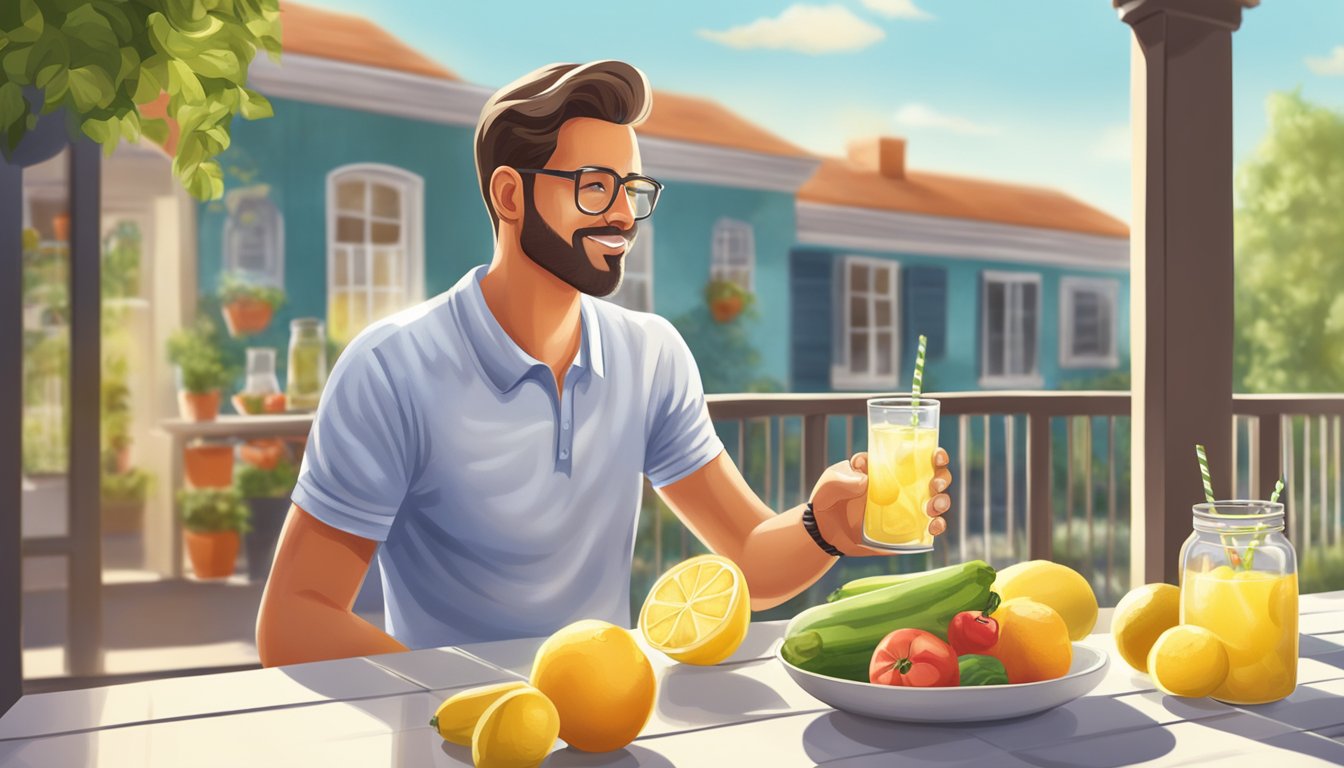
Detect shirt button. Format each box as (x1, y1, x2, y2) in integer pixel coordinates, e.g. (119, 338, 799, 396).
(562, 421, 571, 430)
(560, 449, 570, 459)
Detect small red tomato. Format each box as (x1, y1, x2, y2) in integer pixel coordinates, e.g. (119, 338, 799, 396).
(948, 611, 1000, 656)
(869, 628, 960, 687)
(263, 393, 287, 413)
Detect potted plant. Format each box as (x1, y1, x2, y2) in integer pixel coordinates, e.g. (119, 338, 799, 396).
(183, 440, 236, 489)
(179, 487, 251, 580)
(235, 459, 299, 582)
(705, 279, 753, 323)
(218, 273, 285, 338)
(100, 465, 152, 535)
(239, 437, 287, 470)
(168, 318, 231, 422)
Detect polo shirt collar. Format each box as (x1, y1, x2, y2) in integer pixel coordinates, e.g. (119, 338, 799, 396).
(458, 266, 606, 394)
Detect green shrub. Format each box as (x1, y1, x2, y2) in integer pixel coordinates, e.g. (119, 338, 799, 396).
(101, 468, 151, 505)
(218, 272, 285, 310)
(167, 316, 231, 394)
(178, 487, 251, 534)
(234, 460, 298, 499)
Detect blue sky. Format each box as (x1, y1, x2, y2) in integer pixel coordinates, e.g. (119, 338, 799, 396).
(299, 0, 1344, 224)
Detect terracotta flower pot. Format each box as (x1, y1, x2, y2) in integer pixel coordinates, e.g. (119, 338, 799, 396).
(51, 213, 70, 243)
(185, 529, 240, 579)
(184, 443, 235, 488)
(178, 390, 221, 422)
(116, 446, 132, 474)
(222, 298, 274, 337)
(710, 295, 745, 323)
(239, 438, 285, 471)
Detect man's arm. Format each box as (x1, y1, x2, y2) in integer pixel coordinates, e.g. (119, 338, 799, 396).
(256, 504, 408, 667)
(656, 451, 952, 612)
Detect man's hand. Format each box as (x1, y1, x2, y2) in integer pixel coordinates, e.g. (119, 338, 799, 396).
(809, 448, 953, 557)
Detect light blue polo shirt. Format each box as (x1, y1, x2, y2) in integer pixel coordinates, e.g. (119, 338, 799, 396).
(292, 265, 725, 649)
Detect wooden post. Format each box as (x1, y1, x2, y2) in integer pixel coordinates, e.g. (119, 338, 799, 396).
(1118, 0, 1251, 586)
(1027, 412, 1053, 561)
(802, 414, 828, 502)
(1, 156, 23, 717)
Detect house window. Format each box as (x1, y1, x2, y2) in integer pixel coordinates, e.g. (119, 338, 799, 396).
(832, 256, 900, 390)
(981, 271, 1042, 386)
(711, 218, 754, 290)
(605, 223, 653, 312)
(326, 164, 424, 343)
(224, 190, 284, 288)
(1061, 276, 1120, 368)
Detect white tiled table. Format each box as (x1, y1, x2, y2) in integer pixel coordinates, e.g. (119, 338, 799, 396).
(4, 592, 1344, 767)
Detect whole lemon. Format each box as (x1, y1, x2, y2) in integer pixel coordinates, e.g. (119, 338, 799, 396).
(984, 598, 1073, 684)
(1111, 583, 1181, 673)
(472, 687, 560, 768)
(529, 620, 656, 753)
(993, 560, 1099, 641)
(1147, 625, 1229, 698)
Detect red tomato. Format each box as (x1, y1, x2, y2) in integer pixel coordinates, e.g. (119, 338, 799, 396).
(947, 611, 1000, 656)
(263, 393, 287, 413)
(869, 629, 960, 687)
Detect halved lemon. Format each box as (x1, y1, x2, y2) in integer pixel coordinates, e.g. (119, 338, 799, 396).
(638, 554, 751, 666)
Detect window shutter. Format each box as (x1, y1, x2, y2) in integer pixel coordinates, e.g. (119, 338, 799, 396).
(790, 249, 834, 392)
(903, 265, 947, 361)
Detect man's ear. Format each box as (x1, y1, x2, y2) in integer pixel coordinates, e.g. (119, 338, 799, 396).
(490, 166, 524, 226)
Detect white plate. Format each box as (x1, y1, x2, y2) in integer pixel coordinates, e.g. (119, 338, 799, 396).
(777, 643, 1109, 723)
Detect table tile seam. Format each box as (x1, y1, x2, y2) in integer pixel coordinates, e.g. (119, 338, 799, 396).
(445, 648, 531, 681)
(362, 658, 436, 692)
(631, 707, 834, 742)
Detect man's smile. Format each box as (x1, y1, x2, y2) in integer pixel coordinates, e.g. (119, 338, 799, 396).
(585, 233, 628, 254)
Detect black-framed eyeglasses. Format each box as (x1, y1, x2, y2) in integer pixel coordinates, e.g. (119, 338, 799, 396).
(516, 166, 663, 220)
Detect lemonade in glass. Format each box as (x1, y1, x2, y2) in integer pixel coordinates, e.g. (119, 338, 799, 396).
(1179, 501, 1298, 705)
(863, 397, 939, 552)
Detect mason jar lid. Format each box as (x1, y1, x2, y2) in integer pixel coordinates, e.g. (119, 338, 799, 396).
(290, 318, 323, 332)
(1192, 500, 1285, 532)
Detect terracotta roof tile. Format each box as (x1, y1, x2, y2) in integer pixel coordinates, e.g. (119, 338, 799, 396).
(799, 155, 1129, 239)
(638, 91, 811, 159)
(281, 2, 456, 80)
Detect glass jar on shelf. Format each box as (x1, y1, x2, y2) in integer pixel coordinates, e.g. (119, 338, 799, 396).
(245, 347, 281, 395)
(1179, 500, 1298, 705)
(286, 318, 327, 412)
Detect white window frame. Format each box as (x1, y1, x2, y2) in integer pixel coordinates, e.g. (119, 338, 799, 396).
(325, 163, 425, 340)
(980, 270, 1044, 388)
(605, 222, 653, 312)
(224, 187, 285, 288)
(831, 255, 901, 391)
(710, 218, 755, 291)
(1060, 276, 1120, 369)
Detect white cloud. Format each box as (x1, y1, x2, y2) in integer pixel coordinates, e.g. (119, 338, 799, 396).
(697, 5, 885, 55)
(1092, 124, 1131, 162)
(892, 103, 999, 136)
(859, 0, 933, 20)
(1306, 46, 1344, 76)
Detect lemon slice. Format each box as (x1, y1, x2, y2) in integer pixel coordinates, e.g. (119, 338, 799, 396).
(638, 554, 751, 666)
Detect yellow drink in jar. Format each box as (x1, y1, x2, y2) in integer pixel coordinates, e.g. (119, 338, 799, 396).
(863, 422, 938, 550)
(1181, 564, 1298, 704)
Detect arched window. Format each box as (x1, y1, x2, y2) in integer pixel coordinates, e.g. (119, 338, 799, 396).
(710, 218, 754, 290)
(326, 164, 424, 343)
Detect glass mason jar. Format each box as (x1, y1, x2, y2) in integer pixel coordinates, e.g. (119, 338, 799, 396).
(244, 347, 280, 395)
(286, 318, 327, 412)
(1179, 500, 1298, 705)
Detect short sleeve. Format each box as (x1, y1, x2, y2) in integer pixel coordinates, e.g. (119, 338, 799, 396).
(643, 319, 725, 487)
(292, 338, 416, 542)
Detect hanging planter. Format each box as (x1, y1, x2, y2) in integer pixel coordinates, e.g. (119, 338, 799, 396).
(705, 279, 753, 324)
(184, 443, 235, 488)
(179, 487, 251, 580)
(219, 274, 284, 338)
(238, 438, 285, 471)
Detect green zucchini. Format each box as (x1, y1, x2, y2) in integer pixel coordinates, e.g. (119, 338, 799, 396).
(825, 563, 968, 603)
(781, 560, 995, 682)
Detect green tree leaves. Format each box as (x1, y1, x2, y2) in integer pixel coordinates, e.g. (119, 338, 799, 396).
(0, 0, 279, 201)
(1235, 91, 1344, 393)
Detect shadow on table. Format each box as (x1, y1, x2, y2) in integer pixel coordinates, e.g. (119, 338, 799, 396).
(800, 697, 1177, 766)
(545, 745, 676, 768)
(656, 664, 792, 727)
(1300, 634, 1344, 657)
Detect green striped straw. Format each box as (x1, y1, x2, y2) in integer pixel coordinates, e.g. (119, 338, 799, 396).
(1270, 477, 1285, 504)
(1245, 477, 1285, 571)
(1196, 444, 1241, 567)
(911, 334, 927, 426)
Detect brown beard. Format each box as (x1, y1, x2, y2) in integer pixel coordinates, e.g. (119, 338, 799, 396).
(520, 175, 636, 297)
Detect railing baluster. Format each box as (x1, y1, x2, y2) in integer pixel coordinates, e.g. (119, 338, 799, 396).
(803, 414, 827, 506)
(983, 414, 992, 563)
(845, 415, 854, 459)
(1335, 415, 1341, 547)
(1066, 416, 1074, 560)
(959, 414, 969, 565)
(1250, 416, 1261, 499)
(763, 417, 773, 511)
(1108, 415, 1117, 606)
(1305, 416, 1313, 556)
(1258, 414, 1281, 510)
(1286, 416, 1297, 547)
(736, 418, 746, 472)
(1321, 415, 1329, 549)
(1006, 415, 1016, 560)
(1084, 416, 1095, 586)
(1027, 413, 1052, 561)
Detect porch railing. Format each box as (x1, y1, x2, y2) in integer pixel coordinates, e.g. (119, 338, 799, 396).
(637, 392, 1344, 614)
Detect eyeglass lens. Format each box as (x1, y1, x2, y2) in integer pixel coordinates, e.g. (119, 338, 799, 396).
(576, 170, 658, 218)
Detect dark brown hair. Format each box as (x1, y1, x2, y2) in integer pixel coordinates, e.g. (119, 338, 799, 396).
(474, 60, 652, 231)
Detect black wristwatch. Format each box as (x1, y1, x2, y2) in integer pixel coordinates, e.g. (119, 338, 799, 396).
(803, 502, 844, 557)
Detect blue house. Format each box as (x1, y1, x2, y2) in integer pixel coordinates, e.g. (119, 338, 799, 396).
(196, 3, 1128, 399)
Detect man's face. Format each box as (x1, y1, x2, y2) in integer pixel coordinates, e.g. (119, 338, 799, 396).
(519, 117, 642, 297)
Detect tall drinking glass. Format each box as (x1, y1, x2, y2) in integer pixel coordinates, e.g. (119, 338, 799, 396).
(863, 397, 940, 552)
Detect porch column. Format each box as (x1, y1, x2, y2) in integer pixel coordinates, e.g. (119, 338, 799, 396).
(1117, 0, 1254, 586)
(1, 157, 23, 717)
